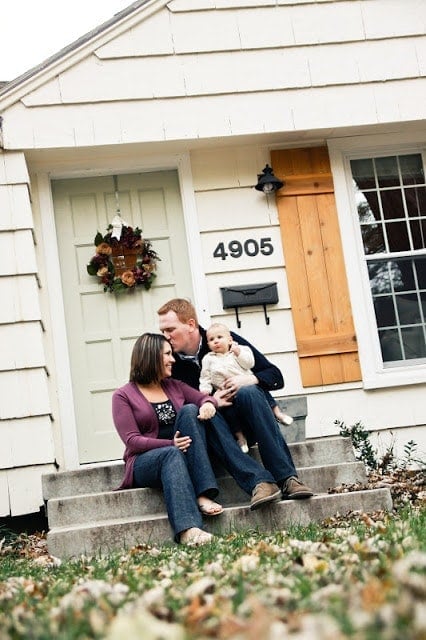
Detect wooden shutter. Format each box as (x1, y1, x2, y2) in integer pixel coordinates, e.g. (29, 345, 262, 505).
(271, 147, 361, 386)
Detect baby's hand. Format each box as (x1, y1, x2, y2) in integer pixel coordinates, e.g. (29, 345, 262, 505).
(230, 341, 240, 356)
(198, 402, 216, 420)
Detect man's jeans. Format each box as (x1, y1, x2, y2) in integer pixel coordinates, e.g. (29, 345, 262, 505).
(133, 405, 218, 540)
(206, 409, 278, 495)
(220, 385, 297, 485)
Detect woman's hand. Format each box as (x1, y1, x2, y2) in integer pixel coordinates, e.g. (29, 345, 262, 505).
(197, 402, 216, 420)
(174, 430, 192, 452)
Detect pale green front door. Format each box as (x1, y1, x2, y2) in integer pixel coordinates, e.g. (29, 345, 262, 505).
(53, 171, 193, 463)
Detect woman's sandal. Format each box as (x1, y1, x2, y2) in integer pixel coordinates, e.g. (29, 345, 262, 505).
(180, 527, 214, 546)
(197, 498, 224, 517)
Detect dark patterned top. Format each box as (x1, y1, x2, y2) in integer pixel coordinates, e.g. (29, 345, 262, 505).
(151, 399, 176, 440)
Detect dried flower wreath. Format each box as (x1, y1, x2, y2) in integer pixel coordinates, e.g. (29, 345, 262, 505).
(87, 221, 160, 293)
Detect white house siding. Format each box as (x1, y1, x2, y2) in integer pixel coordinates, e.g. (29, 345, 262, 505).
(0, 0, 424, 516)
(191, 144, 301, 394)
(0, 151, 55, 516)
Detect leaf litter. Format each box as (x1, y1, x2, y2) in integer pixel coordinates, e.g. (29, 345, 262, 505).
(0, 468, 424, 639)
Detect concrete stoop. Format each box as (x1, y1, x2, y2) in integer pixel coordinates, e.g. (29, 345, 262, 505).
(42, 437, 393, 559)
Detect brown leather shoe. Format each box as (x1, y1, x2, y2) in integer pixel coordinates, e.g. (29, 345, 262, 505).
(282, 476, 313, 499)
(250, 482, 281, 510)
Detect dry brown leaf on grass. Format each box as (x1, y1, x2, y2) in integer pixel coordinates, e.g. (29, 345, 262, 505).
(302, 553, 329, 573)
(230, 596, 280, 640)
(360, 577, 390, 612)
(184, 595, 216, 627)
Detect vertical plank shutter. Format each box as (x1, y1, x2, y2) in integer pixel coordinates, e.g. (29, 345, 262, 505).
(271, 147, 361, 386)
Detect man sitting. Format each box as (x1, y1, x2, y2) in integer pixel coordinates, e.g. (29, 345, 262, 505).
(157, 298, 313, 502)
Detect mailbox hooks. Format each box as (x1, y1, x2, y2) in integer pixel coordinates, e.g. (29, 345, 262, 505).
(220, 282, 278, 328)
(232, 303, 271, 328)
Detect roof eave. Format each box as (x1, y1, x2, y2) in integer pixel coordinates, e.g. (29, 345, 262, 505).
(0, 0, 163, 106)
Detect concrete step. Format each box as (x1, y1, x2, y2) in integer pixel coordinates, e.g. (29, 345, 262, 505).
(43, 436, 390, 560)
(46, 488, 393, 559)
(46, 461, 368, 529)
(42, 437, 357, 501)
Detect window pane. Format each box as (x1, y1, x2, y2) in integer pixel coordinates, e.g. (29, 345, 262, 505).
(379, 329, 402, 361)
(406, 186, 426, 217)
(380, 189, 404, 220)
(368, 262, 393, 293)
(416, 257, 426, 288)
(351, 158, 375, 189)
(374, 296, 396, 326)
(392, 259, 415, 291)
(386, 221, 410, 251)
(362, 224, 385, 254)
(396, 294, 421, 325)
(400, 154, 424, 185)
(376, 156, 399, 188)
(411, 220, 426, 250)
(357, 191, 380, 222)
(401, 327, 426, 359)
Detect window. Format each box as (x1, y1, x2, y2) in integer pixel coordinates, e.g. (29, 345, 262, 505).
(350, 154, 426, 366)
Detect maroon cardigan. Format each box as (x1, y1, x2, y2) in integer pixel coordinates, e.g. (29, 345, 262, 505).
(112, 379, 217, 489)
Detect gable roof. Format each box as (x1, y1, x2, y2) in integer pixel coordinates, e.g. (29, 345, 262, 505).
(0, 0, 156, 102)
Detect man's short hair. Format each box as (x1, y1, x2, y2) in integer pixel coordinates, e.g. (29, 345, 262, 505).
(157, 298, 199, 327)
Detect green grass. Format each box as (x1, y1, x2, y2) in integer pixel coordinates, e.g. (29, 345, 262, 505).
(0, 505, 425, 639)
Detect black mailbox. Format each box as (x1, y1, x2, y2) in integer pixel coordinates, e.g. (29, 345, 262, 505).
(220, 282, 278, 328)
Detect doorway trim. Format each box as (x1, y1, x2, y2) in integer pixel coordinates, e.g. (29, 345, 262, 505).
(36, 151, 208, 470)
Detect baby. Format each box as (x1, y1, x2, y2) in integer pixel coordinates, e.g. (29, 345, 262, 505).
(200, 322, 293, 453)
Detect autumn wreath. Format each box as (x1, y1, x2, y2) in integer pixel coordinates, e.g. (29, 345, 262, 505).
(87, 222, 160, 293)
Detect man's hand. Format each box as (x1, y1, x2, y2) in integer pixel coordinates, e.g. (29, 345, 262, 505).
(213, 374, 258, 407)
(213, 387, 234, 408)
(198, 402, 216, 420)
(222, 374, 258, 396)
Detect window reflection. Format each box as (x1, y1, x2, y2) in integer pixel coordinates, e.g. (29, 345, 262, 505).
(376, 156, 399, 188)
(351, 154, 426, 255)
(367, 257, 426, 363)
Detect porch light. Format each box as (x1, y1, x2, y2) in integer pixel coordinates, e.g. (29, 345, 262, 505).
(254, 164, 284, 193)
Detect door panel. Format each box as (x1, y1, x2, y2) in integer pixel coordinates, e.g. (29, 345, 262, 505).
(53, 171, 193, 463)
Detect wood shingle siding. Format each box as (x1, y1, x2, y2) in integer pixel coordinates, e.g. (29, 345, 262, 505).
(0, 150, 54, 516)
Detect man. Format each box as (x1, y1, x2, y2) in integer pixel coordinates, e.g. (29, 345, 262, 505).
(157, 298, 313, 506)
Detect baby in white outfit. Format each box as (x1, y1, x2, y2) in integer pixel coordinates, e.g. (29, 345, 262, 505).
(200, 322, 293, 453)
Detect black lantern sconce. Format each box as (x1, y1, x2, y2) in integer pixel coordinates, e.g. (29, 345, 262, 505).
(254, 164, 284, 194)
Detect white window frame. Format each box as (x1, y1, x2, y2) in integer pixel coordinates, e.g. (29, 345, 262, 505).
(328, 132, 426, 389)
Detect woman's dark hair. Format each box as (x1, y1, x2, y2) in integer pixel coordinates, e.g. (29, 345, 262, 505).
(130, 333, 168, 384)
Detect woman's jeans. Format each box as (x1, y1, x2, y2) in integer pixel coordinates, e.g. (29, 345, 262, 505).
(133, 404, 219, 540)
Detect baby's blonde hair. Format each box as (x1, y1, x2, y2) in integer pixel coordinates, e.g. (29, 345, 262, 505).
(206, 322, 231, 337)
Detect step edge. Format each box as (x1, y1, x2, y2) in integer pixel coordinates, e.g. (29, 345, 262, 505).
(46, 461, 367, 504)
(47, 488, 392, 535)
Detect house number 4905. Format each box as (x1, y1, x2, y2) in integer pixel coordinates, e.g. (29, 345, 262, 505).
(213, 237, 274, 261)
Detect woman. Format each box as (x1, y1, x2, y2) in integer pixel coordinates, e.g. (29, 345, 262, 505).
(112, 332, 223, 546)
